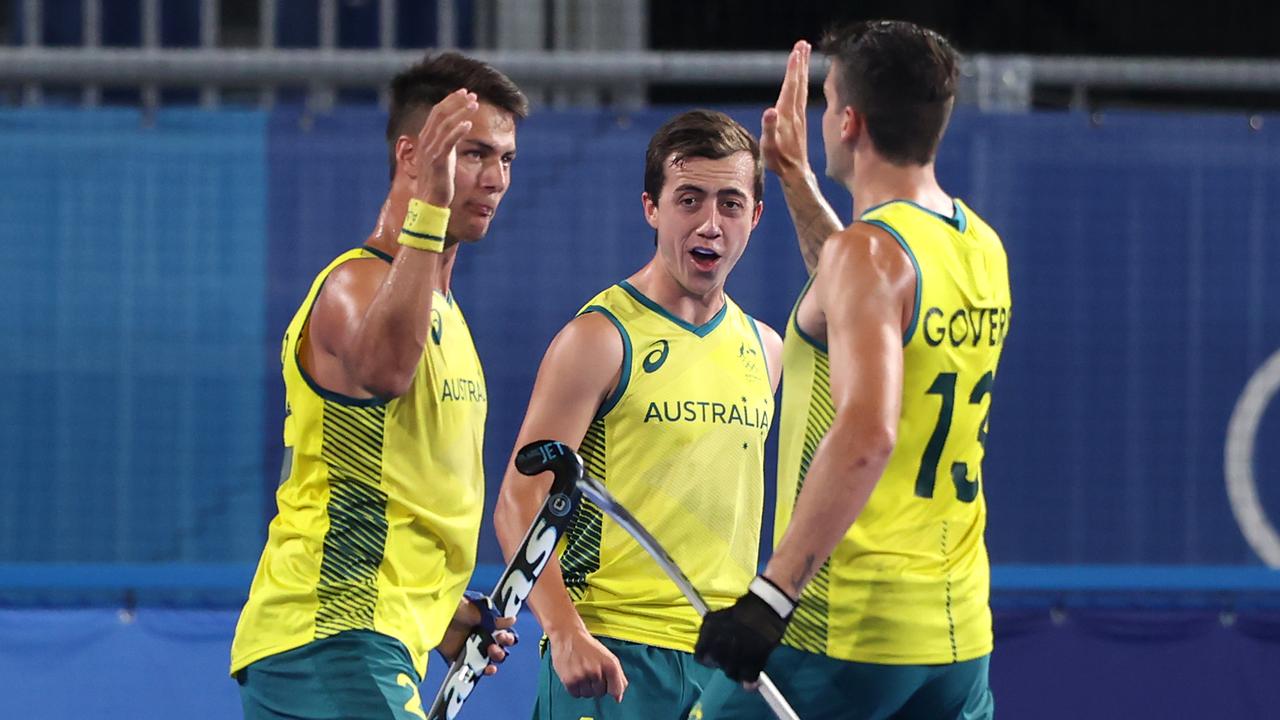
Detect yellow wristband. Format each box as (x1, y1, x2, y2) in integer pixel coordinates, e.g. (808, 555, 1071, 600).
(399, 199, 450, 253)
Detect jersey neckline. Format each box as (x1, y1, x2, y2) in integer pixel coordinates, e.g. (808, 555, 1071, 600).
(860, 198, 967, 233)
(618, 280, 727, 338)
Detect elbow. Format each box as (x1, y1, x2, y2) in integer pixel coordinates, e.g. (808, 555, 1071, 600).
(830, 418, 897, 472)
(858, 428, 897, 471)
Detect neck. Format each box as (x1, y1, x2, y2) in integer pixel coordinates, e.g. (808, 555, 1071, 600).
(365, 181, 461, 294)
(845, 152, 950, 220)
(627, 260, 725, 327)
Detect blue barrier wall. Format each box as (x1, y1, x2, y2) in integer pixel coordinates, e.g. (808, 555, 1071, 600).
(0, 110, 267, 564)
(2, 606, 1279, 720)
(1, 106, 1278, 571)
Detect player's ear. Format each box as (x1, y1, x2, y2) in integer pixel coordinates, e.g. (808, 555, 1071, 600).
(395, 135, 418, 180)
(642, 192, 659, 230)
(751, 200, 763, 230)
(841, 106, 860, 145)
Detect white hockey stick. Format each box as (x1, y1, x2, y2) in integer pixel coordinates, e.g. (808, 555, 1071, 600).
(425, 440, 585, 720)
(576, 474, 800, 720)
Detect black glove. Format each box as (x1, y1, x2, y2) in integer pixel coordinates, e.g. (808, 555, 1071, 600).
(694, 575, 796, 683)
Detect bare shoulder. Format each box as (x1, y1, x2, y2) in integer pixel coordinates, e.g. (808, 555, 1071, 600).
(523, 309, 627, 424)
(818, 222, 916, 287)
(539, 310, 626, 379)
(308, 257, 391, 350)
(554, 310, 624, 355)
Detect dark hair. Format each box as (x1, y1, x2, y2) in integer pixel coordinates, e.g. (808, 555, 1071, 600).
(820, 20, 960, 165)
(644, 109, 763, 203)
(385, 51, 529, 179)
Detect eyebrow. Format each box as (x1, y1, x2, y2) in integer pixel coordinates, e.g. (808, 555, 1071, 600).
(461, 139, 516, 155)
(673, 183, 749, 200)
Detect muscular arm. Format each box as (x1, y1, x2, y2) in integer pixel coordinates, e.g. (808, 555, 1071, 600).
(492, 311, 629, 701)
(306, 250, 443, 399)
(303, 89, 479, 400)
(764, 40, 843, 274)
(761, 224, 916, 597)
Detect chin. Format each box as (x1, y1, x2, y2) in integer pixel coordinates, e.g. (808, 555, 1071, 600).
(454, 223, 491, 244)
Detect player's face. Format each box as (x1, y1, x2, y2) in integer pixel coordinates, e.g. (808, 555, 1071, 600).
(821, 63, 852, 183)
(643, 151, 762, 298)
(447, 101, 517, 243)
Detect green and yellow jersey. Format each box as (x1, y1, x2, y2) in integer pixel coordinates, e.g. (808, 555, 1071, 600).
(777, 199, 1011, 665)
(231, 245, 488, 679)
(562, 281, 775, 653)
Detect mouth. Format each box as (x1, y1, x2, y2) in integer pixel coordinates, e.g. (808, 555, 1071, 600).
(688, 246, 722, 272)
(467, 203, 495, 218)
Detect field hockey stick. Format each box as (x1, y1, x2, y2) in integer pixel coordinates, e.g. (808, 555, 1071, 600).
(575, 474, 800, 720)
(425, 440, 586, 720)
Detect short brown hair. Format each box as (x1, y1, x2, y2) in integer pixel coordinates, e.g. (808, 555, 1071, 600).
(644, 109, 763, 203)
(385, 52, 529, 179)
(821, 20, 960, 166)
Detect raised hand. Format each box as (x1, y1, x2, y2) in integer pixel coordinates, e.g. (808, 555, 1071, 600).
(761, 41, 812, 183)
(410, 88, 480, 209)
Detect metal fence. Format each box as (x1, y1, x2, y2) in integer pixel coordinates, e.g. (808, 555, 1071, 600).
(4, 0, 1280, 111)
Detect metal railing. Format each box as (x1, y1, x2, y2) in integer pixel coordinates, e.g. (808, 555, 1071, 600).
(4, 45, 1280, 111)
(4, 0, 1280, 111)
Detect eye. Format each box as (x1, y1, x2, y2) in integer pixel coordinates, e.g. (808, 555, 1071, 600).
(722, 199, 743, 211)
(463, 149, 483, 160)
(501, 154, 516, 166)
(678, 195, 698, 207)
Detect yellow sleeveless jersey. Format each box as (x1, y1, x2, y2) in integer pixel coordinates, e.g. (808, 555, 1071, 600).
(231, 245, 487, 679)
(777, 199, 1011, 664)
(562, 281, 774, 653)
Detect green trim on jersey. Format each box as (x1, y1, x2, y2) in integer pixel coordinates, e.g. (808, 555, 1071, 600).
(618, 280, 728, 337)
(745, 315, 770, 378)
(863, 219, 923, 347)
(789, 275, 827, 354)
(860, 198, 967, 233)
(359, 244, 394, 263)
(580, 305, 632, 420)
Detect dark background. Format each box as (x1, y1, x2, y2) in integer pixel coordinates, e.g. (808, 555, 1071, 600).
(648, 0, 1280, 110)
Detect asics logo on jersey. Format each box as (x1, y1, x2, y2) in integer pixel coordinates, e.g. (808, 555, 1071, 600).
(642, 340, 670, 373)
(431, 309, 443, 345)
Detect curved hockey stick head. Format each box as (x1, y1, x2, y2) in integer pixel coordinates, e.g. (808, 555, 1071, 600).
(515, 440, 584, 492)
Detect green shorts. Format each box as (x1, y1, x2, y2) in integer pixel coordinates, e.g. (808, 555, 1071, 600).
(534, 636, 716, 720)
(236, 630, 428, 720)
(691, 646, 993, 720)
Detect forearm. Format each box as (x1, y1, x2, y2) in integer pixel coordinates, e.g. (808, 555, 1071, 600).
(762, 424, 893, 597)
(779, 169, 842, 275)
(493, 484, 588, 639)
(345, 248, 442, 397)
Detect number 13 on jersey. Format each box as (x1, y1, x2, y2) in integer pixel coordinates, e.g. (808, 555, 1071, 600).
(915, 370, 994, 503)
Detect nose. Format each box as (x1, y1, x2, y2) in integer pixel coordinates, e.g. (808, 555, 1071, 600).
(696, 203, 722, 239)
(479, 157, 508, 194)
